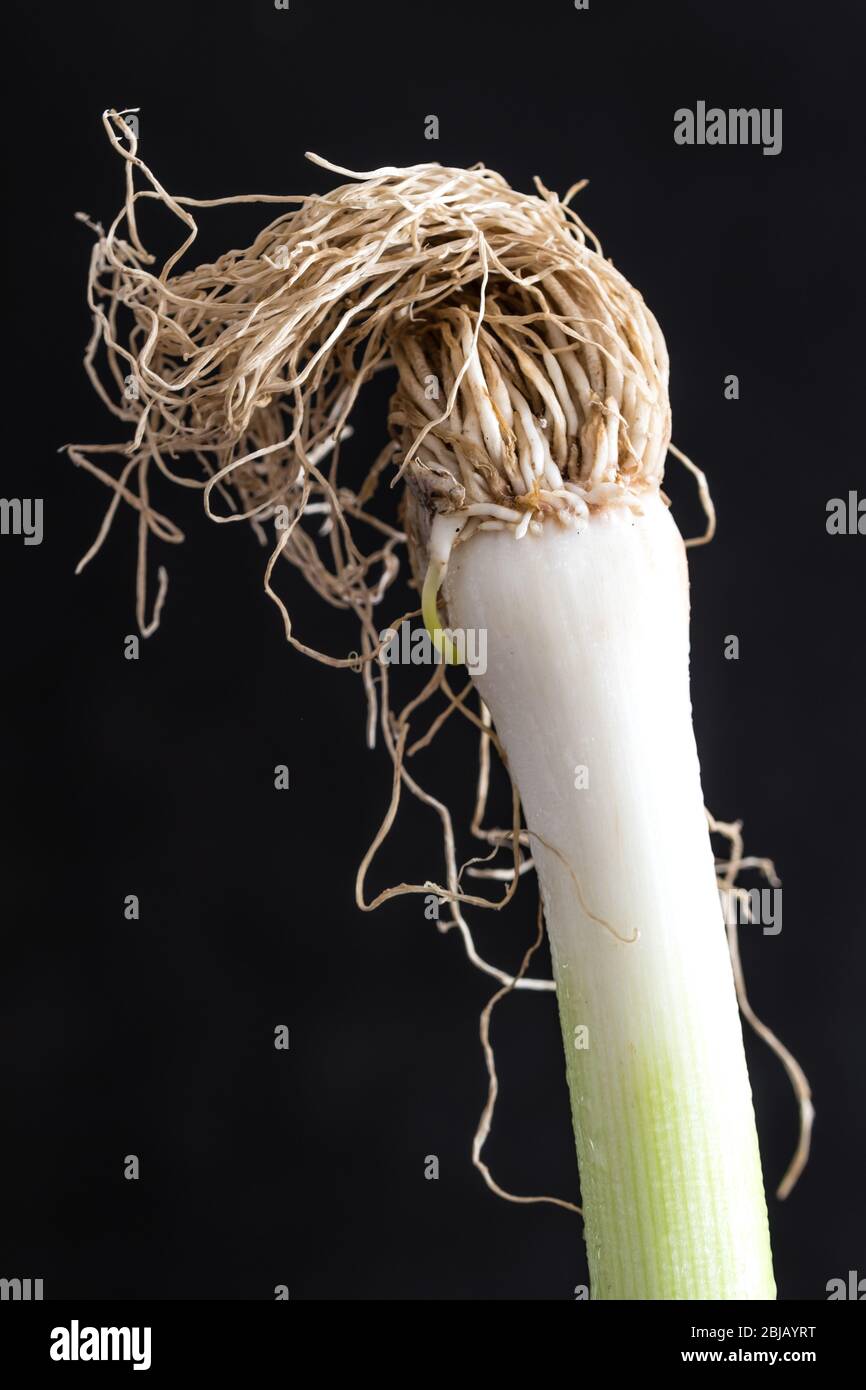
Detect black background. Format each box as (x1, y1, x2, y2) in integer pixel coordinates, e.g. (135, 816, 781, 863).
(2, 0, 863, 1301)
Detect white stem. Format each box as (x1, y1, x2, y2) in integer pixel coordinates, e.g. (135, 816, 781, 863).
(446, 494, 775, 1300)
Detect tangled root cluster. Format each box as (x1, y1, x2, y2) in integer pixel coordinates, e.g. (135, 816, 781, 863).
(67, 110, 808, 1206)
(69, 110, 686, 639)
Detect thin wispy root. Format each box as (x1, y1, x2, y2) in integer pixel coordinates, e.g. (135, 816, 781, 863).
(709, 813, 814, 1199)
(474, 906, 582, 1217)
(68, 109, 809, 1211)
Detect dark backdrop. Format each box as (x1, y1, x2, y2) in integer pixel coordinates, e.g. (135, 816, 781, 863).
(2, 0, 863, 1300)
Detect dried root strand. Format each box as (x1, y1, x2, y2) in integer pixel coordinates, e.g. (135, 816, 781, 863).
(709, 812, 814, 1198)
(472, 904, 582, 1217)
